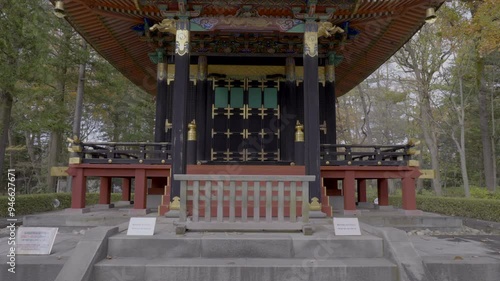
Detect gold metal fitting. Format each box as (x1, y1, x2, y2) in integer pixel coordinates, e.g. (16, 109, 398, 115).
(139, 159, 143, 164)
(188, 120, 197, 141)
(347, 161, 352, 165)
(290, 162, 296, 166)
(108, 159, 112, 163)
(161, 160, 165, 164)
(170, 197, 180, 210)
(408, 138, 421, 146)
(409, 160, 420, 167)
(408, 149, 421, 156)
(425, 7, 437, 23)
(377, 161, 382, 165)
(165, 119, 172, 132)
(326, 161, 330, 165)
(309, 197, 321, 211)
(69, 157, 81, 164)
(53, 1, 66, 18)
(295, 121, 304, 142)
(68, 145, 82, 153)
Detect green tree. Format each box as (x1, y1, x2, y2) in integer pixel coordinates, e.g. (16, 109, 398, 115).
(0, 0, 52, 191)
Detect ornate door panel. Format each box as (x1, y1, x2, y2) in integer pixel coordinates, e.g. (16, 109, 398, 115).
(211, 79, 280, 162)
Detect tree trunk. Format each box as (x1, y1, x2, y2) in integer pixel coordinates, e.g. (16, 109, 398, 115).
(358, 85, 373, 144)
(72, 39, 87, 140)
(416, 138, 424, 192)
(67, 39, 88, 192)
(420, 91, 442, 195)
(458, 78, 470, 197)
(46, 77, 66, 192)
(47, 131, 62, 192)
(24, 132, 43, 193)
(0, 90, 13, 193)
(476, 57, 495, 191)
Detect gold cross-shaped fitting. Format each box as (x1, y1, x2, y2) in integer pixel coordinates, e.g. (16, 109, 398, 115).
(320, 121, 327, 134)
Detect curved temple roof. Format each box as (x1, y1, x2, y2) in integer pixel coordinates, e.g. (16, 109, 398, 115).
(58, 0, 441, 97)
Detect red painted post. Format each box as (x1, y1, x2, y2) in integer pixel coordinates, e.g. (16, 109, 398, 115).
(377, 178, 389, 206)
(99, 177, 112, 204)
(343, 171, 357, 211)
(357, 179, 367, 203)
(134, 169, 147, 209)
(71, 168, 86, 208)
(402, 176, 417, 210)
(122, 178, 131, 201)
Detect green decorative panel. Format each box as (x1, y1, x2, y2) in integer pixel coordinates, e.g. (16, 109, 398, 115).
(230, 87, 244, 108)
(248, 88, 262, 108)
(215, 87, 228, 108)
(264, 88, 278, 109)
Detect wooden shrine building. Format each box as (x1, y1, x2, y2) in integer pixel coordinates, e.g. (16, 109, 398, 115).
(62, 0, 439, 219)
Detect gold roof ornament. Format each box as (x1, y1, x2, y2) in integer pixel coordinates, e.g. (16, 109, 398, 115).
(53, 1, 66, 18)
(317, 22, 344, 38)
(425, 7, 437, 24)
(150, 19, 177, 35)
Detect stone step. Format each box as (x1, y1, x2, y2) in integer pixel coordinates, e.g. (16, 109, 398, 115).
(93, 257, 398, 281)
(423, 256, 500, 281)
(107, 233, 384, 259)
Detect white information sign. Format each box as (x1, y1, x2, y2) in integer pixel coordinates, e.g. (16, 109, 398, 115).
(126, 217, 157, 236)
(16, 227, 58, 255)
(333, 218, 361, 236)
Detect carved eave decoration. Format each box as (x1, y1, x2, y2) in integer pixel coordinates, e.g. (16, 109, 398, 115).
(58, 0, 446, 97)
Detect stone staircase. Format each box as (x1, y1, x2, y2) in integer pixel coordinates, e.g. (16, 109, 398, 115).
(92, 231, 398, 281)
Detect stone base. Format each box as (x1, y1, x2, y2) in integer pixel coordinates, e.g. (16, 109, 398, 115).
(165, 210, 180, 218)
(128, 209, 151, 216)
(357, 202, 374, 209)
(309, 211, 327, 218)
(175, 224, 186, 235)
(374, 205, 394, 211)
(117, 200, 134, 205)
(399, 209, 423, 216)
(342, 210, 362, 216)
(302, 224, 314, 235)
(65, 208, 91, 214)
(330, 196, 344, 210)
(93, 204, 115, 209)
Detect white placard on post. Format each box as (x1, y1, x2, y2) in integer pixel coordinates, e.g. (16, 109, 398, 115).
(17, 227, 58, 255)
(333, 218, 361, 236)
(126, 217, 157, 236)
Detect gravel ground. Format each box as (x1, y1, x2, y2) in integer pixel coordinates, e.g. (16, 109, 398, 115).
(407, 226, 491, 236)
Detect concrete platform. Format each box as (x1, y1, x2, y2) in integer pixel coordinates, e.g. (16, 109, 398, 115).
(423, 256, 500, 281)
(0, 232, 79, 281)
(1, 205, 499, 281)
(107, 231, 384, 259)
(21, 204, 149, 232)
(93, 257, 398, 281)
(345, 208, 463, 231)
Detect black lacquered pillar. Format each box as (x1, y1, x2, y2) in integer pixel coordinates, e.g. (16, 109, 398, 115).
(171, 18, 190, 199)
(281, 57, 297, 162)
(303, 20, 321, 201)
(325, 53, 337, 146)
(195, 56, 208, 163)
(153, 49, 168, 142)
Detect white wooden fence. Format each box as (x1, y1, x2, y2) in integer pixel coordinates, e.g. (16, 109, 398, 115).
(174, 175, 315, 228)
